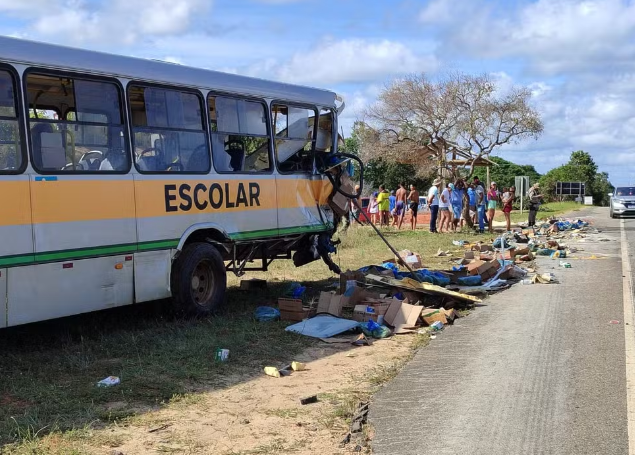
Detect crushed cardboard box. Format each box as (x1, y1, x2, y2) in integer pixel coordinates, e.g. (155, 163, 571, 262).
(317, 292, 347, 316)
(384, 300, 424, 334)
(421, 307, 460, 325)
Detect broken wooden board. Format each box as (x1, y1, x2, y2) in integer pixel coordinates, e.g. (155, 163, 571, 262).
(365, 274, 482, 303)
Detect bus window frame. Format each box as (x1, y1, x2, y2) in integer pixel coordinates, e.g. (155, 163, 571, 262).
(22, 67, 132, 175)
(0, 64, 27, 175)
(127, 82, 211, 175)
(271, 100, 318, 175)
(207, 91, 274, 176)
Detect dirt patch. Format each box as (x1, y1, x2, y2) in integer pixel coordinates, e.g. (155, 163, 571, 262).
(90, 335, 417, 454)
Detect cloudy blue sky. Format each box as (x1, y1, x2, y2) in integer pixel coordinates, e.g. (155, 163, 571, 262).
(1, 0, 634, 184)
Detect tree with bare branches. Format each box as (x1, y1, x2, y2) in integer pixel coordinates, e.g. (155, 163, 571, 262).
(360, 72, 544, 180)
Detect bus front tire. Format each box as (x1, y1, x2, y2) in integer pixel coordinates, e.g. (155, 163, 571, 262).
(172, 242, 226, 315)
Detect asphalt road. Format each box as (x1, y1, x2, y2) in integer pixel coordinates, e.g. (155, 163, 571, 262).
(371, 207, 631, 455)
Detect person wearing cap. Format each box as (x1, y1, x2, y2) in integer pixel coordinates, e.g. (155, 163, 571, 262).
(427, 178, 441, 233)
(439, 182, 452, 233)
(487, 182, 500, 233)
(528, 183, 543, 227)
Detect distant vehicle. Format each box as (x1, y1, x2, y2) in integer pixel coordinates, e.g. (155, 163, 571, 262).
(609, 187, 635, 218)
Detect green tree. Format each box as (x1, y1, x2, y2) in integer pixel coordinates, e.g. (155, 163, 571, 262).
(539, 150, 612, 205)
(472, 156, 541, 190)
(363, 158, 432, 194)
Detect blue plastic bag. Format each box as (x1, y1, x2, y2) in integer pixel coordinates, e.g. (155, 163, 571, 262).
(457, 275, 482, 286)
(285, 282, 306, 298)
(254, 306, 280, 322)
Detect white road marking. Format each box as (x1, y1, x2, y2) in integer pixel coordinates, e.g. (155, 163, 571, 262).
(620, 218, 635, 454)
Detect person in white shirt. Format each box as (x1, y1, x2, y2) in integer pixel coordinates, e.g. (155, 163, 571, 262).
(427, 178, 441, 233)
(438, 183, 452, 233)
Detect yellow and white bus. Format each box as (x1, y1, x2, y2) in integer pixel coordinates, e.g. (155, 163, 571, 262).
(0, 36, 355, 328)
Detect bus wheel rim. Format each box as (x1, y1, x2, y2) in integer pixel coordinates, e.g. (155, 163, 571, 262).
(191, 260, 214, 305)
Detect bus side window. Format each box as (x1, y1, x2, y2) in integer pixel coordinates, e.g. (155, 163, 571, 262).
(272, 104, 316, 174)
(25, 73, 129, 173)
(0, 69, 23, 173)
(316, 108, 334, 153)
(208, 95, 271, 173)
(129, 85, 209, 174)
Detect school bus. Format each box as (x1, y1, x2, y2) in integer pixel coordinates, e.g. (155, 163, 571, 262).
(0, 36, 355, 328)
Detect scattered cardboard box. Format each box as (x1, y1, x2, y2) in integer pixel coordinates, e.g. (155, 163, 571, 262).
(317, 292, 346, 317)
(278, 298, 312, 322)
(397, 249, 423, 269)
(464, 251, 475, 260)
(420, 307, 460, 326)
(339, 270, 366, 295)
(384, 300, 424, 333)
(472, 244, 493, 252)
(349, 287, 382, 306)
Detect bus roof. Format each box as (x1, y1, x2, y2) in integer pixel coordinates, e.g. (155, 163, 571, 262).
(0, 36, 338, 107)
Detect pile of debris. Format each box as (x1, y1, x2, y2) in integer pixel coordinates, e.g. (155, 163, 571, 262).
(255, 217, 594, 343)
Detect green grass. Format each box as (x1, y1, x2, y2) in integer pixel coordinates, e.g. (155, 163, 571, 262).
(0, 228, 475, 453)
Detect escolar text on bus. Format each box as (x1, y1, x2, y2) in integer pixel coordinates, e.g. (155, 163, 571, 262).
(164, 182, 261, 212)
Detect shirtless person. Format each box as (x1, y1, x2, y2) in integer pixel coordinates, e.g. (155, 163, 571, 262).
(407, 184, 420, 231)
(395, 182, 408, 229)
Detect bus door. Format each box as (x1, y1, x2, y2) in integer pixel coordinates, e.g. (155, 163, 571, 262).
(272, 104, 330, 235)
(9, 73, 136, 326)
(0, 68, 31, 328)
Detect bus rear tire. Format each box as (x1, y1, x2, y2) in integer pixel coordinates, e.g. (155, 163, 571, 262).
(171, 242, 226, 315)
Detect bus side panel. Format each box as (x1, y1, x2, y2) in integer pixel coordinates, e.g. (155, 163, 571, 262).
(30, 177, 137, 252)
(7, 255, 133, 327)
(0, 176, 34, 265)
(134, 250, 172, 303)
(133, 176, 279, 242)
(0, 269, 6, 328)
(276, 175, 332, 233)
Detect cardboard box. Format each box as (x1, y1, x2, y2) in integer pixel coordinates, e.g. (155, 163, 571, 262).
(464, 251, 475, 260)
(421, 308, 448, 325)
(467, 260, 485, 275)
(421, 307, 460, 326)
(339, 270, 366, 295)
(317, 292, 346, 317)
(349, 287, 382, 306)
(397, 249, 423, 269)
(472, 244, 493, 252)
(384, 300, 424, 333)
(278, 298, 312, 322)
(515, 246, 530, 256)
(353, 304, 378, 323)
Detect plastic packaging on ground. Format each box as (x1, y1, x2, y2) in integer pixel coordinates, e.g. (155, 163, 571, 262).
(254, 306, 281, 322)
(97, 376, 120, 387)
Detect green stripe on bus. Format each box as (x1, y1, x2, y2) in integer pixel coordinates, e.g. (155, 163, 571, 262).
(229, 225, 328, 240)
(0, 225, 330, 267)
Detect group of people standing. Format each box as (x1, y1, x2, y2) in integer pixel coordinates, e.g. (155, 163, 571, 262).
(350, 177, 543, 234)
(354, 183, 421, 230)
(428, 177, 517, 233)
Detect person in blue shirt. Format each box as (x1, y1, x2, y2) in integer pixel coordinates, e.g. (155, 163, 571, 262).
(467, 184, 477, 226)
(450, 179, 465, 232)
(389, 190, 396, 217)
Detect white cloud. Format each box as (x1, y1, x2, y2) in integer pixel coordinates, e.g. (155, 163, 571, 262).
(424, 0, 635, 76)
(237, 38, 438, 85)
(24, 0, 213, 45)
